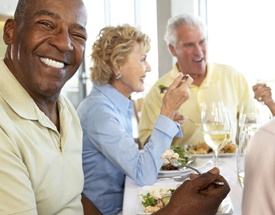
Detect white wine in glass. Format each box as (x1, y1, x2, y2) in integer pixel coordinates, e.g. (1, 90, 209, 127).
(201, 102, 231, 167)
(238, 171, 245, 188)
(237, 114, 259, 188)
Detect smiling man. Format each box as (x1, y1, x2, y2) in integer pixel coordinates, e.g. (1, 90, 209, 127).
(138, 13, 253, 147)
(0, 0, 101, 214)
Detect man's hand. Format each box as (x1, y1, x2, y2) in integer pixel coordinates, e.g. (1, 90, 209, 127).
(154, 168, 230, 215)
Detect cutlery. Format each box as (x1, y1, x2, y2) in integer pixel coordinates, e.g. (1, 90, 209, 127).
(184, 116, 201, 125)
(168, 158, 224, 186)
(172, 175, 189, 182)
(168, 157, 200, 174)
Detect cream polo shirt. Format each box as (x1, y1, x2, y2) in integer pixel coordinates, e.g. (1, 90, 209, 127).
(0, 59, 84, 215)
(138, 62, 253, 147)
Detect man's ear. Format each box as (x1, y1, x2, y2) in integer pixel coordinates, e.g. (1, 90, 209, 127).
(3, 19, 16, 45)
(168, 44, 177, 57)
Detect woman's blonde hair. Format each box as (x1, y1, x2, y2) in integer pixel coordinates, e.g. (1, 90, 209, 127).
(91, 24, 151, 84)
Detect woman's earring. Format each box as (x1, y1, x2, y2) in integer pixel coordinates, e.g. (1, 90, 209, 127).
(116, 74, 122, 80)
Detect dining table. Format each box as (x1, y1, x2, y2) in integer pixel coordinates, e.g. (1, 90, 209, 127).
(122, 154, 243, 215)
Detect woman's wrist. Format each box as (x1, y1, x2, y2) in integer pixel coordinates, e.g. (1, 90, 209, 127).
(266, 101, 275, 116)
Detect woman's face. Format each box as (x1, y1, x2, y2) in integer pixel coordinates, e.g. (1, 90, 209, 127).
(114, 42, 151, 97)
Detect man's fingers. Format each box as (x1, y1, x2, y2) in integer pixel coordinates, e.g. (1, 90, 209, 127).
(191, 168, 221, 190)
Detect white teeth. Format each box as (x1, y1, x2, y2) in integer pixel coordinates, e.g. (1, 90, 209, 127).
(40, 57, 64, 69)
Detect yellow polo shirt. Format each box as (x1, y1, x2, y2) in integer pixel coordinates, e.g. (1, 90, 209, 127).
(0, 59, 84, 215)
(138, 62, 253, 147)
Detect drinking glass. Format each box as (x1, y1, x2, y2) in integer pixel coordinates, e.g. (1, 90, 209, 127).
(239, 99, 269, 132)
(201, 101, 231, 167)
(236, 114, 259, 188)
(238, 100, 270, 151)
(237, 99, 271, 187)
(239, 100, 258, 128)
(238, 101, 260, 145)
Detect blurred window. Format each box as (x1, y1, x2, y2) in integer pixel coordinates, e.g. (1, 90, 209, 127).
(63, 0, 158, 108)
(206, 0, 275, 87)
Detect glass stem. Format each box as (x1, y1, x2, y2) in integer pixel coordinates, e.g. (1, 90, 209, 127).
(214, 149, 219, 167)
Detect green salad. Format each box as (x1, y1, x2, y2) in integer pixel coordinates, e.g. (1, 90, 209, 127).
(140, 188, 175, 207)
(158, 84, 168, 93)
(170, 146, 191, 166)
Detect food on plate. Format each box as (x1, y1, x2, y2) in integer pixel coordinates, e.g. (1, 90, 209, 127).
(161, 148, 179, 160)
(144, 205, 162, 213)
(158, 84, 168, 94)
(186, 141, 211, 154)
(140, 186, 175, 213)
(186, 141, 237, 154)
(161, 194, 172, 206)
(220, 141, 237, 153)
(160, 163, 177, 170)
(161, 146, 191, 170)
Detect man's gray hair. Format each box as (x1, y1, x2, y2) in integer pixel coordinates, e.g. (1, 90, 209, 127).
(164, 13, 207, 46)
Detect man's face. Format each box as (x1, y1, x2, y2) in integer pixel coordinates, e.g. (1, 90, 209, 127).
(4, 0, 87, 99)
(169, 25, 207, 76)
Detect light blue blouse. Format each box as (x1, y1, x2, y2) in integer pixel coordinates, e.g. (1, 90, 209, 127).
(77, 83, 182, 214)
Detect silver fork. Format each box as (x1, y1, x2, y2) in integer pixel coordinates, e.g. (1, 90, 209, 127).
(168, 158, 224, 186)
(168, 157, 201, 174)
(184, 116, 201, 126)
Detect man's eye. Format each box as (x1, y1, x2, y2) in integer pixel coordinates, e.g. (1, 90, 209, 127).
(72, 33, 87, 41)
(184, 44, 192, 48)
(38, 21, 52, 28)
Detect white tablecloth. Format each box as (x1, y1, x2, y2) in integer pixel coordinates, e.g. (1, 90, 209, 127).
(122, 155, 243, 215)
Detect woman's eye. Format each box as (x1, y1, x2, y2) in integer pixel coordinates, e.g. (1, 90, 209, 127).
(200, 40, 206, 45)
(141, 56, 147, 62)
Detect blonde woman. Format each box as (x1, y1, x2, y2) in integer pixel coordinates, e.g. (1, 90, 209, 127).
(77, 24, 229, 215)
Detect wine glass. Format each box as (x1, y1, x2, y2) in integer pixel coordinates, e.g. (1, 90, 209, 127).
(236, 115, 258, 188)
(239, 99, 270, 130)
(237, 103, 262, 188)
(238, 99, 271, 142)
(201, 101, 231, 167)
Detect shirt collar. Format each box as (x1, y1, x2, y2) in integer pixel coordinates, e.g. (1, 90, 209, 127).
(93, 83, 133, 114)
(171, 62, 221, 86)
(0, 58, 71, 131)
(202, 62, 221, 86)
(0, 58, 39, 120)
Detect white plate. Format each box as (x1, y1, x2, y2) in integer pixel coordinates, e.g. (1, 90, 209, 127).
(217, 195, 234, 214)
(136, 184, 234, 215)
(158, 157, 210, 178)
(191, 153, 236, 158)
(136, 182, 181, 215)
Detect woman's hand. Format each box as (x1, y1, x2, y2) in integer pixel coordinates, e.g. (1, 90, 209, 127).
(160, 73, 193, 120)
(173, 111, 184, 126)
(253, 83, 275, 115)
